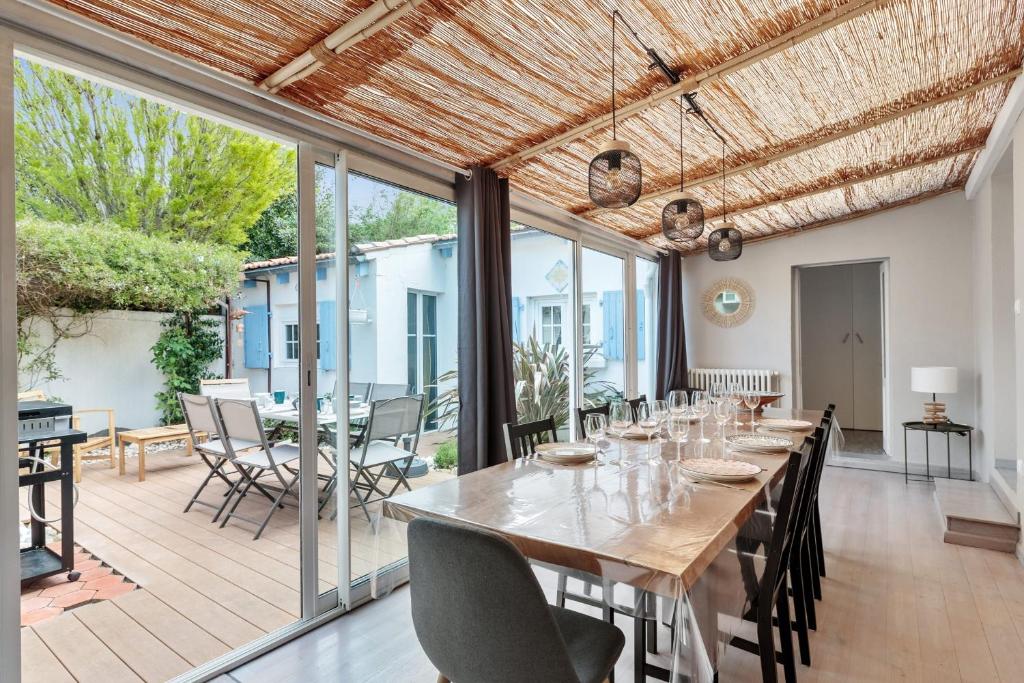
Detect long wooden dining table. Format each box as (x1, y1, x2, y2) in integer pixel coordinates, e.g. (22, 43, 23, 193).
(382, 408, 823, 682)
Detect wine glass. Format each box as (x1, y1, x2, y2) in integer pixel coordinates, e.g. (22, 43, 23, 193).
(709, 382, 725, 405)
(608, 401, 633, 463)
(666, 413, 690, 460)
(635, 402, 660, 461)
(652, 399, 670, 430)
(743, 390, 760, 429)
(692, 391, 711, 443)
(668, 390, 688, 415)
(728, 383, 745, 426)
(714, 399, 732, 442)
(585, 413, 607, 458)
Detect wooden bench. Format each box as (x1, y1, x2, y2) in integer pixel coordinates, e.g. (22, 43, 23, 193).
(118, 425, 203, 482)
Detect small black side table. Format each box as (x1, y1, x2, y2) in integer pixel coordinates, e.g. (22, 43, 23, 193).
(902, 421, 973, 483)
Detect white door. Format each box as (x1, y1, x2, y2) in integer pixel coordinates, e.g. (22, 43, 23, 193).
(800, 265, 855, 427)
(851, 262, 883, 429)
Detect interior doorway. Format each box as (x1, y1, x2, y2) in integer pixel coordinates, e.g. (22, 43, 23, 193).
(796, 260, 888, 461)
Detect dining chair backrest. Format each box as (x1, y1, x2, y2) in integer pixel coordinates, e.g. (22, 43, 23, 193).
(350, 381, 374, 401)
(761, 436, 814, 605)
(363, 394, 424, 447)
(200, 378, 251, 400)
(791, 427, 825, 545)
(179, 393, 223, 444)
(503, 416, 558, 460)
(215, 398, 274, 461)
(576, 395, 646, 439)
(369, 382, 409, 402)
(408, 517, 583, 683)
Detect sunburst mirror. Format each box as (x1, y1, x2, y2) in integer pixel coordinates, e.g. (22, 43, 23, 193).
(702, 278, 754, 327)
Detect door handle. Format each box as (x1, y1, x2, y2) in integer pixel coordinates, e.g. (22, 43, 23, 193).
(841, 333, 850, 344)
(855, 332, 864, 344)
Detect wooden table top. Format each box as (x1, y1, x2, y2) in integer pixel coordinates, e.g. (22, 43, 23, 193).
(385, 408, 823, 596)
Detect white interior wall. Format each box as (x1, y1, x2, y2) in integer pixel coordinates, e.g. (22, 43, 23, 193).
(973, 175, 997, 481)
(682, 192, 976, 470)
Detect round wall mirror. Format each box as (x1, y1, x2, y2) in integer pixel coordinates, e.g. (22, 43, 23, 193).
(702, 278, 754, 327)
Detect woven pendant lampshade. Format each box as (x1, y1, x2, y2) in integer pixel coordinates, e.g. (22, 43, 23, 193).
(708, 221, 743, 261)
(662, 95, 704, 242)
(589, 11, 641, 209)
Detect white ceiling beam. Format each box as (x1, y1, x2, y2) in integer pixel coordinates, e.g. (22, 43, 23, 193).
(965, 71, 1024, 199)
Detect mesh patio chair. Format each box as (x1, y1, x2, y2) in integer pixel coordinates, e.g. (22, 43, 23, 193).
(368, 382, 410, 401)
(215, 398, 301, 540)
(348, 394, 424, 522)
(200, 378, 251, 400)
(179, 393, 270, 522)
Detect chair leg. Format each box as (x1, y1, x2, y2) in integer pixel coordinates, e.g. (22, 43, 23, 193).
(633, 603, 647, 683)
(788, 554, 812, 666)
(813, 504, 826, 578)
(756, 607, 778, 683)
(253, 475, 297, 540)
(555, 572, 567, 608)
(775, 578, 797, 683)
(219, 474, 256, 528)
(645, 591, 658, 654)
(807, 522, 824, 601)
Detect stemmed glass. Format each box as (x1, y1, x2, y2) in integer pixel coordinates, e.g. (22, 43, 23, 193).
(709, 382, 725, 406)
(692, 391, 711, 443)
(728, 383, 745, 426)
(743, 390, 760, 429)
(667, 390, 688, 415)
(714, 399, 732, 442)
(652, 399, 670, 431)
(666, 413, 690, 460)
(585, 413, 607, 461)
(608, 401, 633, 464)
(635, 402, 660, 461)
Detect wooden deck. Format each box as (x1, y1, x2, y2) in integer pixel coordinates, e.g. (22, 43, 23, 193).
(20, 446, 454, 682)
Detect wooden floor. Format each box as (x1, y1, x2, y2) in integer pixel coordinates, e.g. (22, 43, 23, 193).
(227, 466, 1024, 683)
(20, 448, 453, 683)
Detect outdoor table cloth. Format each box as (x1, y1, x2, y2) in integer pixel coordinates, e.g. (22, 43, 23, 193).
(375, 408, 824, 682)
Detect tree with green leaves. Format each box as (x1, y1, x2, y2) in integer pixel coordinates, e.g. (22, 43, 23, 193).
(14, 59, 295, 247)
(243, 167, 336, 261)
(349, 189, 456, 244)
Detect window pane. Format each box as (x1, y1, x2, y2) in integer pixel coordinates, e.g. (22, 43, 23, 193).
(422, 294, 437, 336)
(582, 247, 625, 403)
(510, 225, 576, 439)
(636, 257, 659, 402)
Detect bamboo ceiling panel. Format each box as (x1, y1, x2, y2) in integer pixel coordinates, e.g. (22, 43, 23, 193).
(47, 0, 1024, 251)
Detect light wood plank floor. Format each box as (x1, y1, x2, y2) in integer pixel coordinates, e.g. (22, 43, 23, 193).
(227, 466, 1024, 683)
(20, 449, 453, 683)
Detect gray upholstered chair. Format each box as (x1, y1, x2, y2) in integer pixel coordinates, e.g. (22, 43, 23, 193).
(408, 517, 624, 683)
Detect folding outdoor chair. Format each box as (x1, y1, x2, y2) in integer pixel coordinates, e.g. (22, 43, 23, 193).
(199, 378, 252, 399)
(179, 393, 268, 522)
(348, 394, 424, 522)
(215, 398, 301, 540)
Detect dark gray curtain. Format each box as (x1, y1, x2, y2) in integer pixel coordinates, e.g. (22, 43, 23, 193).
(655, 250, 688, 399)
(456, 167, 516, 474)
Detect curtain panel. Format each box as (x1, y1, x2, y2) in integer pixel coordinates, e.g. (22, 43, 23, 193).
(655, 250, 689, 399)
(455, 167, 517, 474)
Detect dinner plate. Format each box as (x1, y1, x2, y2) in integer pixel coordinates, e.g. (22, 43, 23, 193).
(679, 458, 762, 482)
(535, 443, 597, 464)
(618, 426, 663, 440)
(758, 418, 814, 431)
(725, 433, 793, 452)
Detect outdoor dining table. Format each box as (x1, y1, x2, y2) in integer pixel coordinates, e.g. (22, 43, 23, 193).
(380, 408, 822, 682)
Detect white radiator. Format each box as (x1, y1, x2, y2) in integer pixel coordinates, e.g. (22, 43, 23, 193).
(687, 368, 779, 393)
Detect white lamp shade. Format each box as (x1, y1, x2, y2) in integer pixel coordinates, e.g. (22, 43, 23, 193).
(911, 366, 958, 394)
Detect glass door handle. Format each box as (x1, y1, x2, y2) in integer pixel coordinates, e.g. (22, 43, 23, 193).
(855, 332, 864, 344)
(841, 333, 850, 344)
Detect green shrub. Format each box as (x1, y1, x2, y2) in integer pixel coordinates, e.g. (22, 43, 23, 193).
(433, 440, 458, 470)
(151, 313, 223, 425)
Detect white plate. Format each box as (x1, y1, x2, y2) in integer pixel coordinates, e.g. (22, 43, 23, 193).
(618, 426, 663, 440)
(725, 433, 794, 452)
(535, 443, 597, 463)
(758, 418, 814, 431)
(679, 458, 762, 482)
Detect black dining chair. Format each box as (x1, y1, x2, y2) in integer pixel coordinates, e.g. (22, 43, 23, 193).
(576, 395, 646, 438)
(503, 416, 558, 460)
(730, 436, 816, 683)
(408, 517, 625, 683)
(809, 404, 836, 590)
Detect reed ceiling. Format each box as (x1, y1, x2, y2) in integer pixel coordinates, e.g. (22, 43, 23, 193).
(48, 0, 1024, 252)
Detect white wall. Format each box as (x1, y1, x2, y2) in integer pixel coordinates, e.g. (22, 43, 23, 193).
(682, 192, 976, 469)
(24, 310, 225, 429)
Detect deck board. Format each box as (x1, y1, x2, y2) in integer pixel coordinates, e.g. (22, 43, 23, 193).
(21, 627, 74, 683)
(32, 611, 143, 683)
(112, 589, 231, 667)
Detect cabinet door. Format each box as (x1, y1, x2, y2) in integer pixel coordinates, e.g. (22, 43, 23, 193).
(800, 265, 854, 427)
(851, 262, 883, 430)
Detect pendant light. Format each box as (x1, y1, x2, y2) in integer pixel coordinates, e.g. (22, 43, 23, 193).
(589, 11, 642, 209)
(662, 95, 704, 242)
(708, 139, 742, 261)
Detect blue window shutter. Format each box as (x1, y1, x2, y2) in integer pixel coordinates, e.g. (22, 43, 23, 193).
(244, 305, 269, 369)
(276, 271, 290, 285)
(316, 267, 327, 281)
(511, 296, 522, 343)
(636, 291, 646, 361)
(243, 279, 257, 289)
(319, 301, 337, 370)
(602, 290, 624, 360)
